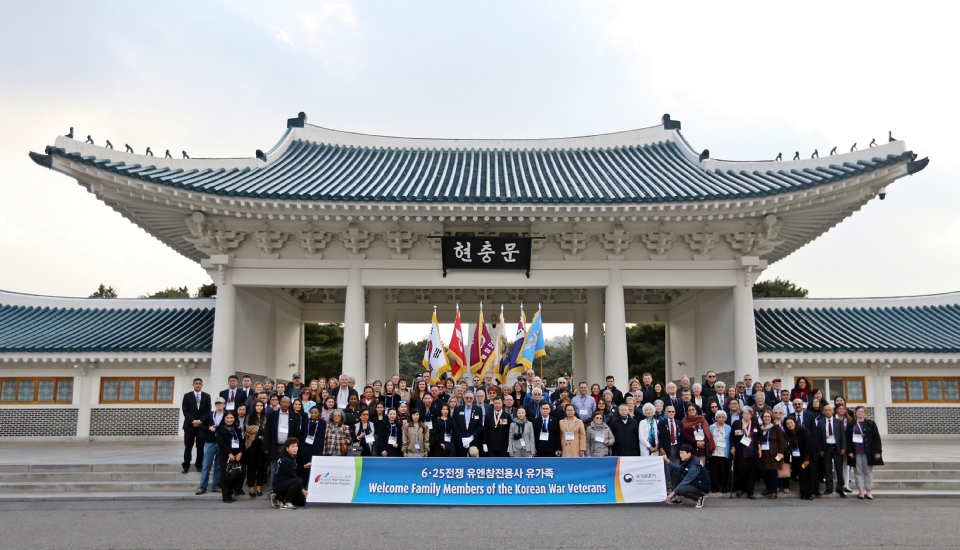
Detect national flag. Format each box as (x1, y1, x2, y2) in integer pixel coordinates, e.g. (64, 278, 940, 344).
(422, 309, 452, 384)
(518, 305, 547, 371)
(447, 306, 467, 380)
(468, 305, 495, 377)
(494, 306, 511, 384)
(505, 307, 527, 382)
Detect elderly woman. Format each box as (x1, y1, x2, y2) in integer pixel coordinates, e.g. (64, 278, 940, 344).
(758, 410, 787, 499)
(691, 383, 705, 412)
(508, 407, 535, 457)
(638, 403, 660, 456)
(322, 409, 352, 457)
(586, 410, 614, 457)
(847, 405, 882, 500)
(653, 399, 666, 423)
(708, 410, 732, 493)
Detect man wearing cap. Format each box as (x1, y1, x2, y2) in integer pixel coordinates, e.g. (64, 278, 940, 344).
(288, 373, 304, 399)
(766, 379, 783, 405)
(196, 397, 226, 494)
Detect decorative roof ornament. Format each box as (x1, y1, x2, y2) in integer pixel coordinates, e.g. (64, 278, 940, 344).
(145, 147, 153, 157)
(124, 144, 133, 153)
(165, 149, 172, 158)
(830, 146, 837, 155)
(85, 135, 93, 144)
(889, 131, 896, 142)
(182, 150, 189, 159)
(792, 151, 800, 160)
(66, 127, 73, 139)
(661, 113, 681, 130)
(811, 149, 819, 159)
(287, 112, 307, 128)
(850, 142, 858, 151)
(775, 152, 782, 161)
(256, 149, 267, 162)
(698, 149, 709, 162)
(105, 140, 113, 149)
(869, 138, 878, 147)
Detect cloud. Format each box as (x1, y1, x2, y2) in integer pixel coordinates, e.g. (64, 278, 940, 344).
(269, 25, 294, 45)
(298, 3, 358, 31)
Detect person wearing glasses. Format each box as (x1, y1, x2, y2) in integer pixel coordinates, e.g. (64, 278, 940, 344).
(658, 405, 682, 492)
(701, 371, 718, 399)
(847, 405, 883, 500)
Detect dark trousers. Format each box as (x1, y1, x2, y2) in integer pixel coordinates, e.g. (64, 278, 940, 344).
(183, 426, 203, 470)
(735, 454, 758, 495)
(246, 441, 267, 488)
(822, 446, 844, 493)
(274, 478, 306, 506)
(707, 456, 729, 493)
(664, 444, 681, 490)
(760, 469, 779, 494)
(487, 449, 508, 458)
(219, 456, 243, 501)
(796, 460, 817, 498)
(675, 484, 704, 501)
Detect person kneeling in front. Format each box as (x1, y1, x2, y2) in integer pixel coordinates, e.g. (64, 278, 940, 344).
(269, 437, 307, 510)
(663, 444, 711, 508)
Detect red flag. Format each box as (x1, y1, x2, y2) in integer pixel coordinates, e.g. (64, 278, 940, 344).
(469, 307, 495, 377)
(447, 307, 467, 380)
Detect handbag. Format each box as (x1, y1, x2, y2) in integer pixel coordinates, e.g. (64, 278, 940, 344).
(347, 441, 363, 456)
(777, 460, 791, 479)
(225, 461, 245, 482)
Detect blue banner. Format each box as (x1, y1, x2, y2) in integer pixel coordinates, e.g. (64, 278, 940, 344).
(307, 456, 666, 505)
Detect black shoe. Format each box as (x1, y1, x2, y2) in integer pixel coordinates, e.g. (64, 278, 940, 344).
(223, 498, 234, 503)
(195, 466, 202, 473)
(837, 491, 847, 498)
(236, 489, 245, 496)
(747, 494, 756, 500)
(256, 490, 263, 497)
(181, 467, 190, 474)
(814, 492, 822, 497)
(249, 492, 256, 498)
(735, 491, 744, 498)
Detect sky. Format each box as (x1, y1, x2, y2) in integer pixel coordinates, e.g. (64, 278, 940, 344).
(1, 1, 959, 342)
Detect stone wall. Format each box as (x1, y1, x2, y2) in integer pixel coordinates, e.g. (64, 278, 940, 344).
(886, 406, 960, 435)
(0, 408, 78, 437)
(90, 408, 179, 436)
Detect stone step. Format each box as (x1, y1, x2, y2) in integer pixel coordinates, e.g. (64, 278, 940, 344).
(0, 471, 198, 483)
(872, 469, 960, 480)
(0, 491, 226, 502)
(868, 490, 960, 498)
(870, 479, 960, 491)
(0, 481, 198, 494)
(877, 462, 960, 470)
(0, 463, 183, 473)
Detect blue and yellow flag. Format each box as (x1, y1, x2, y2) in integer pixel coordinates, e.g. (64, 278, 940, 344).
(517, 306, 546, 372)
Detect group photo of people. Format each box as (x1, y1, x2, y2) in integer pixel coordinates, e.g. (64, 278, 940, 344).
(181, 369, 883, 509)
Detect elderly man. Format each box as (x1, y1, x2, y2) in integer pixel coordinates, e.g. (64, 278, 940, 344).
(482, 372, 497, 396)
(664, 382, 683, 416)
(453, 391, 483, 457)
(523, 388, 551, 421)
(524, 377, 544, 405)
(766, 378, 784, 405)
(679, 376, 692, 395)
(707, 381, 727, 411)
(347, 376, 356, 389)
(551, 377, 569, 402)
(571, 381, 596, 422)
(332, 375, 358, 410)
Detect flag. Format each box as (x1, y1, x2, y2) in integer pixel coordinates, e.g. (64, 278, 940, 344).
(422, 309, 452, 384)
(447, 306, 467, 380)
(468, 305, 495, 377)
(518, 305, 547, 372)
(493, 306, 511, 384)
(505, 307, 527, 382)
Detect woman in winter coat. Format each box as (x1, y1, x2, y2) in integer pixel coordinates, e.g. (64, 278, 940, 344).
(432, 404, 456, 457)
(680, 403, 714, 465)
(586, 410, 615, 457)
(637, 403, 660, 457)
(322, 409, 352, 456)
(784, 416, 818, 500)
(379, 408, 404, 457)
(558, 404, 586, 457)
(847, 405, 883, 500)
(757, 410, 787, 499)
(215, 411, 245, 503)
(354, 408, 378, 456)
(508, 406, 535, 457)
(402, 410, 430, 457)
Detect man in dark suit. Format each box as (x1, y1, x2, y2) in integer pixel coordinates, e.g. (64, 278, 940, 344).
(532, 402, 561, 457)
(219, 375, 247, 413)
(264, 396, 301, 468)
(181, 378, 211, 474)
(523, 388, 551, 421)
(765, 378, 784, 406)
(473, 389, 493, 456)
(815, 403, 847, 497)
(657, 404, 682, 491)
(609, 404, 640, 457)
(706, 381, 727, 413)
(788, 399, 815, 433)
(453, 391, 483, 457)
(484, 396, 512, 457)
(331, 375, 359, 410)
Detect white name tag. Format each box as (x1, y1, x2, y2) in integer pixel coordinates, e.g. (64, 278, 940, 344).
(826, 435, 836, 444)
(519, 439, 525, 448)
(425, 421, 433, 430)
(695, 432, 705, 441)
(482, 444, 488, 452)
(792, 449, 801, 457)
(388, 436, 397, 446)
(595, 433, 605, 443)
(761, 442, 770, 451)
(579, 409, 588, 416)
(444, 433, 452, 442)
(415, 441, 421, 450)
(461, 436, 473, 448)
(304, 435, 315, 445)
(231, 440, 239, 449)
(740, 435, 752, 447)
(539, 431, 550, 441)
(278, 425, 288, 434)
(565, 431, 574, 441)
(225, 403, 235, 410)
(852, 433, 864, 443)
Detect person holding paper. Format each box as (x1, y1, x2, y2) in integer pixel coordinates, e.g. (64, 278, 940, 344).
(758, 410, 786, 499)
(533, 402, 561, 457)
(846, 405, 882, 500)
(680, 403, 714, 465)
(638, 403, 660, 457)
(508, 407, 535, 457)
(731, 407, 760, 499)
(559, 403, 586, 457)
(402, 409, 430, 457)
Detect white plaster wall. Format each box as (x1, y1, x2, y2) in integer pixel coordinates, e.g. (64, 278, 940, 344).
(668, 309, 696, 381)
(698, 289, 736, 379)
(234, 288, 276, 379)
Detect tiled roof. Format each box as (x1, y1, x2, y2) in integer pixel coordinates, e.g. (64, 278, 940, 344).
(0, 304, 214, 353)
(754, 304, 960, 353)
(44, 140, 916, 204)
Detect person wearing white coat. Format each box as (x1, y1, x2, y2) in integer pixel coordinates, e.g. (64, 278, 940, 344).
(638, 403, 660, 456)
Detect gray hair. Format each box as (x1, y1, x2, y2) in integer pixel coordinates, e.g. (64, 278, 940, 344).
(692, 383, 702, 391)
(715, 381, 726, 389)
(714, 410, 727, 422)
(642, 403, 656, 416)
(653, 399, 664, 407)
(602, 390, 613, 398)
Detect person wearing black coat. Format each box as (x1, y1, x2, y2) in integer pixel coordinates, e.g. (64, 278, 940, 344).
(784, 416, 819, 500)
(484, 398, 512, 457)
(452, 394, 484, 457)
(731, 408, 760, 499)
(532, 402, 561, 457)
(657, 406, 683, 491)
(432, 406, 456, 458)
(264, 397, 302, 466)
(379, 410, 404, 457)
(181, 378, 211, 474)
(608, 404, 641, 457)
(271, 440, 306, 509)
(215, 411, 246, 503)
(846, 405, 883, 499)
(297, 408, 326, 486)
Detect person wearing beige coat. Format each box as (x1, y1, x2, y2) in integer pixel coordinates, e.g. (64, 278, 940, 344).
(559, 404, 587, 457)
(402, 411, 430, 457)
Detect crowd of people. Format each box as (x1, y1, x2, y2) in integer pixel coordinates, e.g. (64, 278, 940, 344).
(181, 370, 883, 509)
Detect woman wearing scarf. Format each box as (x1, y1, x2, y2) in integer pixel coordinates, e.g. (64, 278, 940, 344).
(245, 401, 268, 498)
(379, 408, 404, 457)
(758, 410, 787, 499)
(847, 405, 883, 500)
(790, 377, 812, 406)
(784, 416, 818, 500)
(638, 403, 660, 457)
(680, 403, 714, 465)
(355, 408, 378, 456)
(709, 410, 732, 493)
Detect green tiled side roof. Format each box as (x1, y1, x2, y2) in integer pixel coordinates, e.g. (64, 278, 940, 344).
(46, 141, 915, 204)
(755, 305, 960, 353)
(0, 304, 214, 353)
